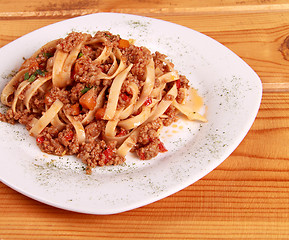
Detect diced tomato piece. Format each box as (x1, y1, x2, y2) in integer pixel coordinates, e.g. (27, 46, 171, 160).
(36, 136, 44, 144)
(120, 93, 130, 102)
(158, 141, 167, 153)
(70, 103, 80, 116)
(64, 130, 74, 141)
(79, 88, 97, 110)
(94, 108, 105, 120)
(118, 39, 130, 49)
(144, 97, 152, 106)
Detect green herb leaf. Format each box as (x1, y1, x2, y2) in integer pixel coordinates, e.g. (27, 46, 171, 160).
(104, 33, 112, 38)
(35, 69, 46, 76)
(28, 74, 36, 82)
(43, 52, 53, 58)
(77, 52, 84, 58)
(81, 86, 91, 94)
(24, 72, 30, 80)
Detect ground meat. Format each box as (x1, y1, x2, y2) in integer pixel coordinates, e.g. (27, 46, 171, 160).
(80, 45, 96, 60)
(77, 139, 125, 173)
(20, 58, 39, 74)
(136, 118, 163, 145)
(85, 121, 105, 141)
(164, 94, 174, 101)
(58, 126, 79, 155)
(135, 139, 160, 160)
(72, 56, 103, 85)
(122, 45, 152, 80)
(0, 109, 17, 124)
(93, 31, 120, 48)
(57, 32, 85, 52)
(135, 138, 167, 160)
(178, 75, 189, 89)
(0, 109, 35, 127)
(133, 118, 168, 160)
(30, 93, 46, 113)
(153, 51, 169, 73)
(176, 87, 186, 104)
(37, 126, 80, 156)
(162, 105, 178, 126)
(37, 126, 65, 156)
(45, 86, 70, 107)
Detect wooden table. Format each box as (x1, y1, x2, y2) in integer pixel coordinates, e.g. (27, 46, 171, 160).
(1, 0, 289, 239)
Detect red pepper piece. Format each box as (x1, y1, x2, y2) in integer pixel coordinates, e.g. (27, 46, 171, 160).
(103, 147, 113, 164)
(120, 93, 130, 102)
(158, 141, 167, 153)
(36, 136, 44, 144)
(144, 97, 152, 106)
(64, 130, 74, 142)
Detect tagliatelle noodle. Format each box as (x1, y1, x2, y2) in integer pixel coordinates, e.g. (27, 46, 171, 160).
(105, 120, 119, 137)
(97, 58, 126, 80)
(107, 52, 118, 75)
(52, 35, 87, 88)
(65, 113, 86, 144)
(116, 84, 177, 157)
(1, 68, 28, 106)
(116, 129, 139, 157)
(104, 109, 123, 137)
(119, 82, 139, 120)
(23, 75, 52, 111)
(30, 99, 64, 137)
(11, 80, 30, 113)
(118, 107, 151, 130)
(173, 100, 207, 122)
(146, 83, 178, 121)
(103, 64, 133, 120)
(133, 58, 155, 112)
(93, 46, 112, 65)
(51, 113, 66, 131)
(85, 36, 106, 45)
(172, 87, 207, 122)
(103, 132, 131, 147)
(31, 39, 59, 59)
(158, 71, 179, 83)
(52, 50, 68, 87)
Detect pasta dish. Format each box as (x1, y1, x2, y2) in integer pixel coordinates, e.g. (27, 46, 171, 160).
(0, 31, 206, 174)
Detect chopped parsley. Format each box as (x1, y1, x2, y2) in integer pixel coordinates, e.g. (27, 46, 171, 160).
(35, 69, 46, 76)
(25, 69, 47, 83)
(81, 86, 92, 94)
(104, 33, 113, 38)
(43, 52, 53, 58)
(77, 52, 84, 58)
(27, 74, 36, 82)
(24, 72, 30, 80)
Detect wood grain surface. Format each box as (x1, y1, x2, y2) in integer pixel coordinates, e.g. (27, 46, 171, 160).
(1, 1, 289, 239)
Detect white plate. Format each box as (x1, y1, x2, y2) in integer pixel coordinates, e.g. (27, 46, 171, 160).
(0, 13, 262, 214)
